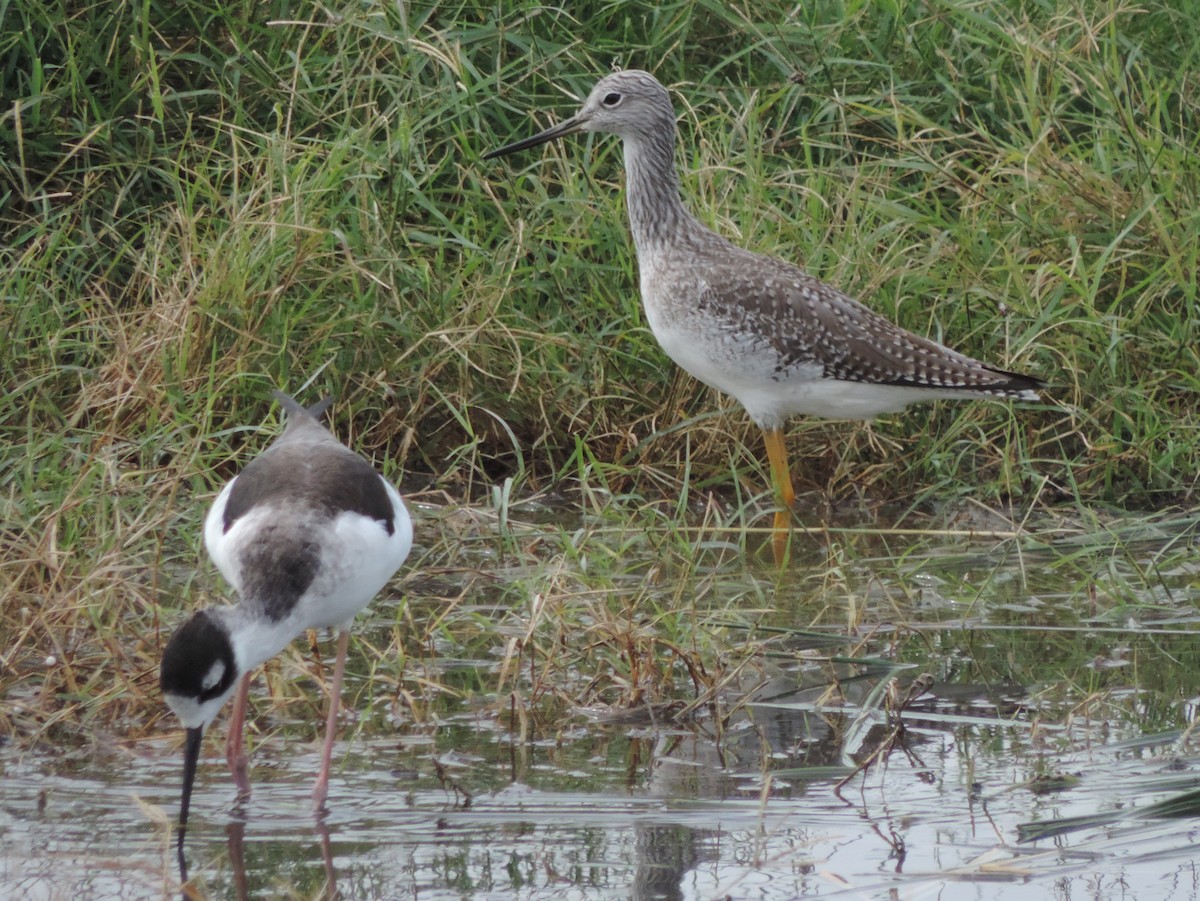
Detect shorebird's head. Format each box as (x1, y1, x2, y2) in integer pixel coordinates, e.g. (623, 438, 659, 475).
(160, 608, 240, 732)
(160, 606, 241, 866)
(484, 70, 674, 158)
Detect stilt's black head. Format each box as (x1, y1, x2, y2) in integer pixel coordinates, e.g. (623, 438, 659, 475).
(160, 608, 240, 882)
(160, 608, 239, 729)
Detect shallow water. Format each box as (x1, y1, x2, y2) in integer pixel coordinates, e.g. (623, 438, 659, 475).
(3, 504, 1200, 899)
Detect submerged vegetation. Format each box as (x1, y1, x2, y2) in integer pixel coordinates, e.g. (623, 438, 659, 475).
(2, 0, 1200, 894)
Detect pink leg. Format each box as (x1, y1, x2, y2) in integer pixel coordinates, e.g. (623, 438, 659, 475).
(225, 674, 252, 798)
(312, 629, 351, 811)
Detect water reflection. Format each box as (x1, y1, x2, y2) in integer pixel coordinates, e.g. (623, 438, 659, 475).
(7, 511, 1200, 898)
(632, 823, 701, 901)
(202, 814, 341, 900)
(224, 821, 248, 900)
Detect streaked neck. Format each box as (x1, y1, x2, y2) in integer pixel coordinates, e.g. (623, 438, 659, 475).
(622, 126, 698, 255)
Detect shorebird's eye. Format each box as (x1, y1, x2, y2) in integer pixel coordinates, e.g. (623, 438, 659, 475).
(602, 92, 622, 107)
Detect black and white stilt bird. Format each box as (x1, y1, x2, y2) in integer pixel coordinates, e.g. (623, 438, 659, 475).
(159, 391, 412, 870)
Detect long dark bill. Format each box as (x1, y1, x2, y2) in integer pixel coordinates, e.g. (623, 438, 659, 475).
(176, 726, 204, 884)
(482, 116, 582, 160)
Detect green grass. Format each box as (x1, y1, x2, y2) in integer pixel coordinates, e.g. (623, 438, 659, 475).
(3, 0, 1200, 741)
(5, 0, 1198, 503)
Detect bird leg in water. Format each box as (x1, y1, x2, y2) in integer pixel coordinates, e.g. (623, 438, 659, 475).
(224, 674, 252, 798)
(312, 629, 351, 811)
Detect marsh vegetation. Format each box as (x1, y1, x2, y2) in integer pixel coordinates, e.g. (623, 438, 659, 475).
(3, 0, 1199, 897)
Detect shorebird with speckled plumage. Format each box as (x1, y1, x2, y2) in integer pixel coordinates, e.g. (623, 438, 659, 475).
(484, 69, 1043, 563)
(160, 391, 412, 875)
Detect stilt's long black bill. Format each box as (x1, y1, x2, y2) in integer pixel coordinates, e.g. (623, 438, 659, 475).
(482, 117, 582, 160)
(176, 726, 203, 884)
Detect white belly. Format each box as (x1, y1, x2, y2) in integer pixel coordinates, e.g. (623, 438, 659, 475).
(204, 478, 412, 660)
(644, 296, 959, 427)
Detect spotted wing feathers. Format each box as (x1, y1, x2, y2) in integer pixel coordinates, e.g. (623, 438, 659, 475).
(702, 245, 1043, 398)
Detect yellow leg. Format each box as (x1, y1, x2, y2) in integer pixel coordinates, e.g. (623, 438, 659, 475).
(762, 427, 795, 565)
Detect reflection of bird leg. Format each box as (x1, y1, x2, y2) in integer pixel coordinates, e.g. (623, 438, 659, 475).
(226, 820, 249, 901)
(313, 815, 339, 900)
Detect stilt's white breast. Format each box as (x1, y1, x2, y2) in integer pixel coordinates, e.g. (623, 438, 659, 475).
(204, 478, 242, 592)
(303, 478, 412, 630)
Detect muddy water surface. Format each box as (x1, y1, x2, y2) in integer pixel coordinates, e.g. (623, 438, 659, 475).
(4, 505, 1200, 899)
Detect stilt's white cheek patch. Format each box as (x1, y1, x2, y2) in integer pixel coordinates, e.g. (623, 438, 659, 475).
(202, 661, 226, 693)
(165, 693, 205, 728)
